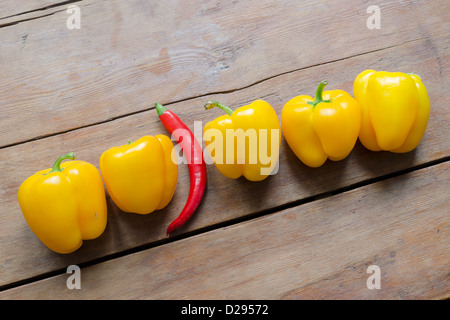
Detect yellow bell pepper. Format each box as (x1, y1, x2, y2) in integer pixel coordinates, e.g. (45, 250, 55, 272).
(203, 100, 281, 181)
(18, 153, 107, 254)
(100, 135, 177, 214)
(281, 81, 361, 167)
(353, 70, 430, 152)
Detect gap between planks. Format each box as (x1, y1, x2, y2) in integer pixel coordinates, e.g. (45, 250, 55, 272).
(1, 0, 447, 148)
(0, 36, 427, 151)
(1, 155, 448, 293)
(1, 160, 448, 299)
(0, 0, 83, 22)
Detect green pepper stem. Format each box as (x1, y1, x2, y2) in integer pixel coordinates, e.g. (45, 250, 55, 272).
(155, 102, 167, 116)
(204, 100, 234, 116)
(308, 80, 332, 108)
(50, 152, 76, 173)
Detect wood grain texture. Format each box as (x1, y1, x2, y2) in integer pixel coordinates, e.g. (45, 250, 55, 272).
(0, 0, 449, 299)
(0, 36, 448, 288)
(0, 0, 448, 147)
(1, 163, 448, 299)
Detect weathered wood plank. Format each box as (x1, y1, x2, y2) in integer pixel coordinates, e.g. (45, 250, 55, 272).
(0, 37, 448, 288)
(0, 0, 69, 20)
(0, 0, 448, 147)
(1, 162, 447, 299)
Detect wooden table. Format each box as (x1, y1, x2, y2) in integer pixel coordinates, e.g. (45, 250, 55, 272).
(0, 0, 448, 300)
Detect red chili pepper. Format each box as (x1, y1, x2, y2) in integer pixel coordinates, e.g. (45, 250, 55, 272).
(155, 103, 207, 236)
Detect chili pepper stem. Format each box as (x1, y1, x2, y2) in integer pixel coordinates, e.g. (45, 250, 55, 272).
(204, 100, 234, 116)
(155, 102, 167, 116)
(308, 80, 332, 108)
(49, 152, 76, 173)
